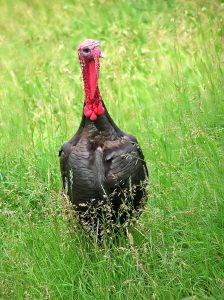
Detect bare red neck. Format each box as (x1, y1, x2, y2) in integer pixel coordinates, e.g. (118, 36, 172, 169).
(80, 48, 105, 121)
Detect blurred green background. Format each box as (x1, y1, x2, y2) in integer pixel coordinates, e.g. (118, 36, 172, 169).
(0, 0, 224, 299)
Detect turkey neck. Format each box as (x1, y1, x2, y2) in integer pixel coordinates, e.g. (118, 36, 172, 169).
(81, 56, 105, 121)
(80, 54, 123, 138)
(82, 59, 100, 103)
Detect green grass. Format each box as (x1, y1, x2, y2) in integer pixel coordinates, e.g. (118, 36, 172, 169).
(0, 0, 224, 299)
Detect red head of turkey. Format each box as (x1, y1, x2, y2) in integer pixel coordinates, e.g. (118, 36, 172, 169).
(59, 39, 148, 240)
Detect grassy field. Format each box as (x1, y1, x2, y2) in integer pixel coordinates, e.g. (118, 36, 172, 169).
(0, 0, 224, 299)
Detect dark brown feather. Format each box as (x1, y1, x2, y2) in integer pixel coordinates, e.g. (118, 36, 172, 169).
(59, 100, 148, 237)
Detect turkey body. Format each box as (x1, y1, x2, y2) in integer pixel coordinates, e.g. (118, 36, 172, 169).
(59, 102, 148, 237)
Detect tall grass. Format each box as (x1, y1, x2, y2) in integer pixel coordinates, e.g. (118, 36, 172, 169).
(0, 0, 224, 299)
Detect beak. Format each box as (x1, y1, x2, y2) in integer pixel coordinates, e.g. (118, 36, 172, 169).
(100, 51, 107, 59)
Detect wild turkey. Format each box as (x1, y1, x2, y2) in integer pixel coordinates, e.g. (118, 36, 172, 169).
(59, 39, 148, 238)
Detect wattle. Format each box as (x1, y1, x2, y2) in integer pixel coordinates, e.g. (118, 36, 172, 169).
(84, 101, 105, 120)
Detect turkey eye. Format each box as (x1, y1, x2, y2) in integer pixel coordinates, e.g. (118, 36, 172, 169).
(83, 48, 90, 54)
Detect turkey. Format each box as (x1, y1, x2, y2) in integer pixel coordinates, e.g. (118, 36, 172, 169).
(59, 39, 148, 238)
